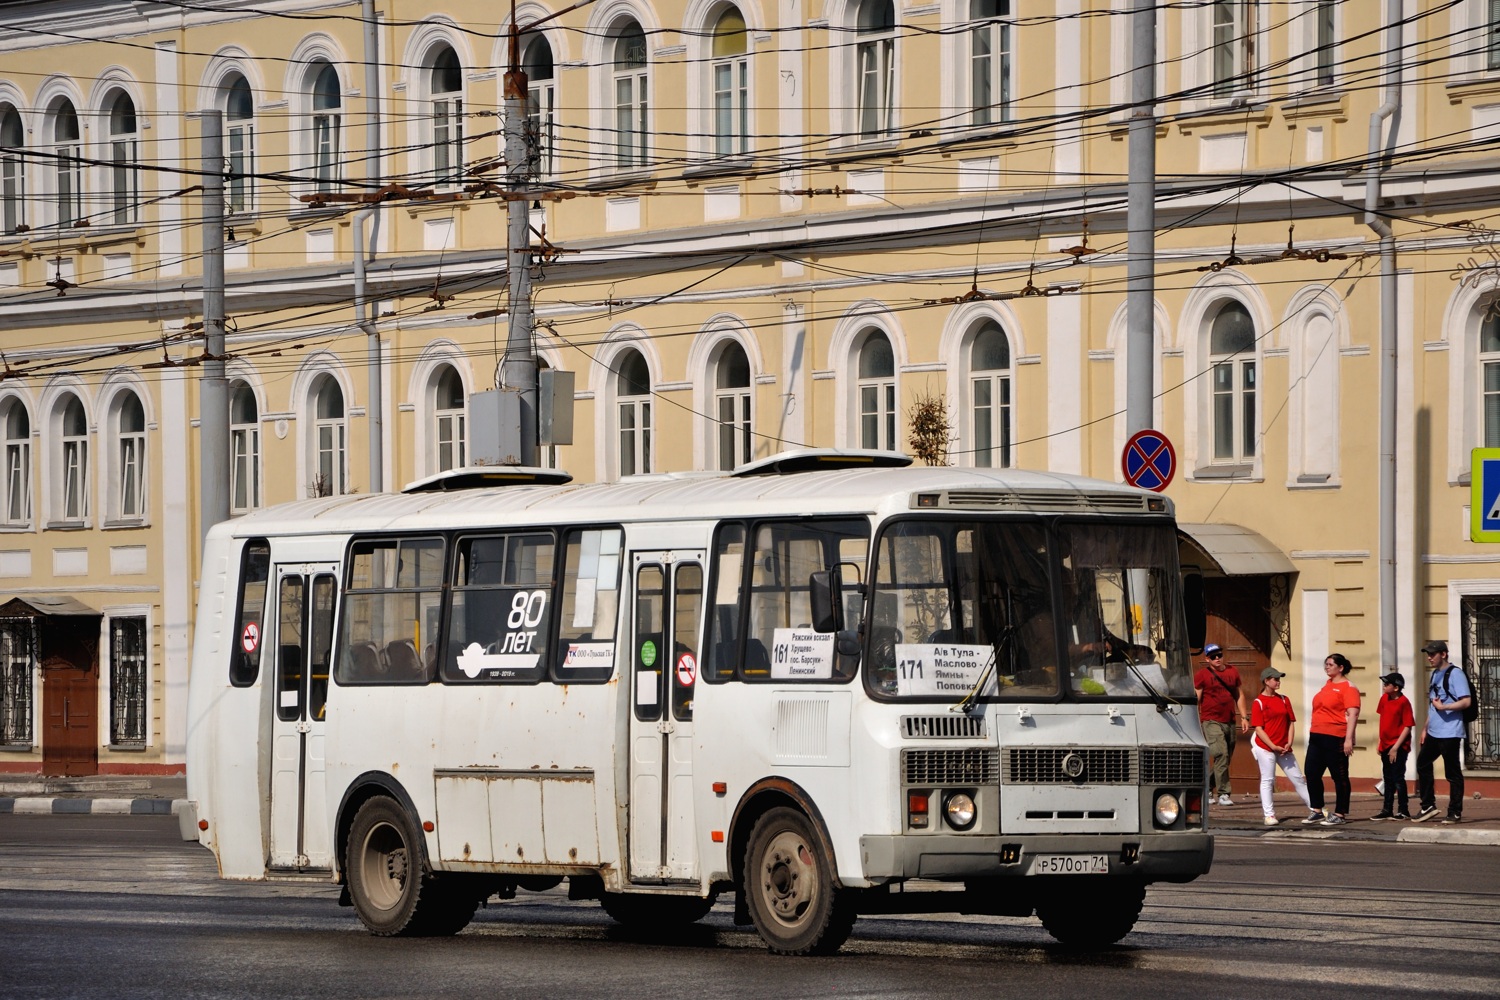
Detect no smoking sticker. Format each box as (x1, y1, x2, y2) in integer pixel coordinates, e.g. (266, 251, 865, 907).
(241, 621, 260, 654)
(676, 652, 697, 687)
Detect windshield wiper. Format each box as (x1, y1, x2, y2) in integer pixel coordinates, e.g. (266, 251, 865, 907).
(949, 626, 1010, 715)
(1118, 644, 1171, 713)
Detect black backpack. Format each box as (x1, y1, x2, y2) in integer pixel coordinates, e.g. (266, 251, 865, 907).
(1442, 665, 1481, 727)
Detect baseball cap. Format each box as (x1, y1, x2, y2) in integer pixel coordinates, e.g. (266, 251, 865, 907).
(1378, 672, 1405, 689)
(1260, 667, 1286, 682)
(1204, 643, 1223, 657)
(1420, 640, 1448, 655)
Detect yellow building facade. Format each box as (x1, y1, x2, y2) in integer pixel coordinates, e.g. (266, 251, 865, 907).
(0, 1, 1495, 787)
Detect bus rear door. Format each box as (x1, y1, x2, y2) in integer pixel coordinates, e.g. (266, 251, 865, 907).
(628, 551, 705, 883)
(267, 564, 338, 872)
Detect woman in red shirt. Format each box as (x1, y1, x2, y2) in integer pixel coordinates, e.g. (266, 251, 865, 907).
(1249, 667, 1313, 825)
(1303, 653, 1362, 826)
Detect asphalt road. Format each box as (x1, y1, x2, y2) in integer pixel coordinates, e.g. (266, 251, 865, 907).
(2, 815, 1497, 999)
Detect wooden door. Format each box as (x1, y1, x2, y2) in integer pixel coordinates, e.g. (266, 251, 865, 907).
(41, 618, 100, 776)
(1204, 578, 1270, 790)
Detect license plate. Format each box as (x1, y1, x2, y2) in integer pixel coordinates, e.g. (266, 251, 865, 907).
(1030, 853, 1109, 875)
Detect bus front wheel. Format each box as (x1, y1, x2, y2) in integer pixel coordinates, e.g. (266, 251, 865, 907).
(1034, 880, 1145, 948)
(743, 807, 855, 955)
(346, 796, 477, 936)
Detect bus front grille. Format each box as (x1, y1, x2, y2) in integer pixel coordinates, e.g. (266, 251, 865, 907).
(1139, 746, 1207, 785)
(1003, 747, 1134, 784)
(902, 748, 999, 785)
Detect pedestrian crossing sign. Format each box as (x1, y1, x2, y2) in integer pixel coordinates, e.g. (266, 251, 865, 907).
(1472, 448, 1500, 542)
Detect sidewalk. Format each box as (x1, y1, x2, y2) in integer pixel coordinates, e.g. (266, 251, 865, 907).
(1208, 789, 1500, 846)
(0, 774, 187, 817)
(3, 775, 1497, 846)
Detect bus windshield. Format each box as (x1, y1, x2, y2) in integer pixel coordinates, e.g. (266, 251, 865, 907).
(866, 518, 1191, 703)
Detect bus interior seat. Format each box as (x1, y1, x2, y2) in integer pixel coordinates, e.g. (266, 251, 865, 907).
(385, 639, 422, 677)
(350, 641, 383, 678)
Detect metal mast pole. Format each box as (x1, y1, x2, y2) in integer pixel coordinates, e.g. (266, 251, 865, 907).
(500, 3, 538, 466)
(199, 110, 229, 542)
(1125, 0, 1156, 438)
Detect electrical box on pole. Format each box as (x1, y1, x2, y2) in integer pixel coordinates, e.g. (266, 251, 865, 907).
(539, 368, 574, 446)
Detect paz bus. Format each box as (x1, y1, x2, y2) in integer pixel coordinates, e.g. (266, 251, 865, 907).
(183, 450, 1212, 954)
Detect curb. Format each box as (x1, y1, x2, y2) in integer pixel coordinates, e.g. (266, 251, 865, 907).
(0, 797, 186, 816)
(1397, 826, 1500, 846)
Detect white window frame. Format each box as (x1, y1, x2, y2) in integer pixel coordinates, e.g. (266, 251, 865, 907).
(52, 98, 83, 228)
(1207, 301, 1258, 465)
(612, 20, 650, 169)
(856, 330, 898, 451)
(968, 0, 1012, 127)
(0, 617, 36, 748)
(1488, 0, 1500, 72)
(53, 392, 90, 524)
(966, 321, 1012, 469)
(224, 73, 256, 215)
(1209, 0, 1256, 99)
(309, 61, 342, 194)
(1, 396, 31, 527)
(523, 34, 558, 178)
(1482, 311, 1500, 449)
(709, 7, 751, 158)
(615, 348, 653, 478)
(105, 89, 140, 227)
(105, 610, 150, 749)
(1, 105, 26, 235)
(712, 341, 753, 471)
(854, 0, 897, 140)
(429, 45, 465, 188)
(433, 364, 467, 474)
(110, 390, 147, 523)
(230, 379, 261, 514)
(308, 374, 348, 497)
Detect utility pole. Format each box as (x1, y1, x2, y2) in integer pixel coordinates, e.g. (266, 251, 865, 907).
(199, 109, 229, 542)
(1125, 0, 1156, 438)
(499, 0, 538, 466)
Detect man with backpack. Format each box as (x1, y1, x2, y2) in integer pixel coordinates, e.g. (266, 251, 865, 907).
(1413, 640, 1473, 824)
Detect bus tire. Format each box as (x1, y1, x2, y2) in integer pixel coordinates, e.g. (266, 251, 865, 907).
(599, 892, 715, 927)
(345, 796, 475, 937)
(1035, 880, 1145, 948)
(743, 807, 855, 955)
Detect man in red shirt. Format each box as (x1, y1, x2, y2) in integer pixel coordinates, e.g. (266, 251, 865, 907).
(1194, 643, 1249, 806)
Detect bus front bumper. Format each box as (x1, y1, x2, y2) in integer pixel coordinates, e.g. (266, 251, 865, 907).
(859, 831, 1213, 884)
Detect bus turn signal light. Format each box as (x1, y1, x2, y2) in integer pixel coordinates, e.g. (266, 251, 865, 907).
(198, 819, 208, 831)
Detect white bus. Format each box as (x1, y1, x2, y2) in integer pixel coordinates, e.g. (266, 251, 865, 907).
(184, 450, 1212, 954)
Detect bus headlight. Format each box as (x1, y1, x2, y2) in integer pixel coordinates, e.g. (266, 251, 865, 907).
(944, 792, 977, 831)
(1153, 792, 1181, 828)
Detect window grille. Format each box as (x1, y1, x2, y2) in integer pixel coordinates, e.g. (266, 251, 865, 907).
(110, 617, 147, 747)
(0, 618, 36, 746)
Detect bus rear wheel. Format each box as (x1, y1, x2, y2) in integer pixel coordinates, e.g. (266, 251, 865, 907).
(346, 796, 477, 936)
(1034, 880, 1145, 948)
(743, 807, 855, 955)
(600, 892, 715, 927)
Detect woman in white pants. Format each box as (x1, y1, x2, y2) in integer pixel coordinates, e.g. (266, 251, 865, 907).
(1249, 666, 1313, 825)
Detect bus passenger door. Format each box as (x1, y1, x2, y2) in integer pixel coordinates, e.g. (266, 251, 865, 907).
(267, 565, 338, 872)
(628, 551, 705, 883)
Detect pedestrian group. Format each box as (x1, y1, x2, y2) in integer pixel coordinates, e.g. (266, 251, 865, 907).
(1195, 639, 1474, 827)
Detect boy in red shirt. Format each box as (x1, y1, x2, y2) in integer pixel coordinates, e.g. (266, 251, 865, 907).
(1373, 671, 1414, 820)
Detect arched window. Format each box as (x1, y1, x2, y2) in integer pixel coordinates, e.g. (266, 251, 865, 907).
(230, 380, 260, 513)
(309, 374, 346, 496)
(52, 99, 82, 226)
(713, 341, 752, 470)
(107, 91, 139, 225)
(969, 322, 1011, 468)
(616, 348, 652, 476)
(855, 0, 896, 139)
(711, 7, 749, 157)
(523, 35, 556, 176)
(1, 106, 25, 235)
(612, 20, 649, 168)
(969, 0, 1012, 126)
(1208, 301, 1257, 462)
(430, 46, 464, 186)
(224, 74, 256, 214)
(58, 394, 88, 521)
(856, 331, 896, 450)
(113, 391, 146, 520)
(1, 399, 30, 525)
(434, 365, 466, 472)
(1483, 312, 1500, 448)
(310, 61, 342, 192)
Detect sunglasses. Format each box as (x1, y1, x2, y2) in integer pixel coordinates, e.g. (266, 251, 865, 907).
(1207, 652, 1223, 659)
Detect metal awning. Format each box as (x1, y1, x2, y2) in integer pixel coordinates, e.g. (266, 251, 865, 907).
(1177, 523, 1296, 577)
(0, 595, 101, 617)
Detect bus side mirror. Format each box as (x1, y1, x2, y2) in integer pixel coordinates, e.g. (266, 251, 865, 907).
(1183, 572, 1206, 651)
(810, 570, 843, 633)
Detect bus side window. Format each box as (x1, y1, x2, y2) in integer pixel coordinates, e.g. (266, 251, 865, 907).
(553, 526, 623, 683)
(703, 522, 745, 683)
(308, 574, 336, 718)
(229, 539, 271, 687)
(336, 536, 444, 686)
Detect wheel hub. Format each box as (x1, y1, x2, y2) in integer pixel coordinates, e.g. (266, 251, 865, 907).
(760, 833, 815, 921)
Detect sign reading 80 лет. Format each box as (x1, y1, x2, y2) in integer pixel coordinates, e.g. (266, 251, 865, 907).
(1473, 448, 1500, 542)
